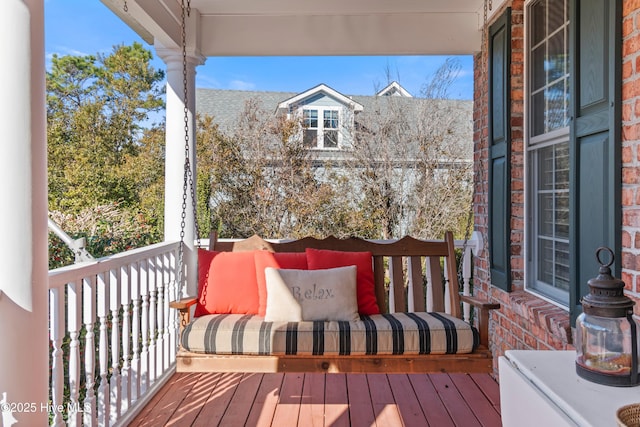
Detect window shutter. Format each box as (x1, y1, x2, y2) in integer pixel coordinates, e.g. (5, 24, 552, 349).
(569, 0, 621, 323)
(488, 9, 512, 291)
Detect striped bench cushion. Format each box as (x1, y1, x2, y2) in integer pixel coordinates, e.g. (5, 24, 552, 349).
(181, 312, 479, 355)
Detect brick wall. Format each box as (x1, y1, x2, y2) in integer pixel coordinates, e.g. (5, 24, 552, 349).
(473, 0, 575, 375)
(475, 0, 640, 376)
(622, 1, 640, 309)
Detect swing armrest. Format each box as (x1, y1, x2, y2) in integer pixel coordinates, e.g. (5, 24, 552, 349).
(169, 296, 198, 311)
(170, 297, 198, 335)
(459, 295, 500, 348)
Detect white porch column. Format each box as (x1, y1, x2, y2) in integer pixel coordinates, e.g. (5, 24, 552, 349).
(156, 47, 205, 298)
(0, 0, 48, 424)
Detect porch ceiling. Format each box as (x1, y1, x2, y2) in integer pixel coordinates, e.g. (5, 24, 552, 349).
(101, 0, 486, 56)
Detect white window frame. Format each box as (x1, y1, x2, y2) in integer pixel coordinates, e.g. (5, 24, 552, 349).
(524, 0, 571, 308)
(301, 106, 342, 149)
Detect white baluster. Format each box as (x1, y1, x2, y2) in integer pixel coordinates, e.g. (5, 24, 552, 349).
(148, 256, 157, 384)
(109, 268, 121, 424)
(387, 260, 395, 313)
(462, 246, 472, 322)
(155, 255, 164, 377)
(407, 258, 415, 312)
(168, 250, 178, 364)
(443, 259, 451, 314)
(131, 262, 141, 401)
(83, 276, 97, 426)
(163, 252, 171, 369)
(140, 259, 150, 394)
(120, 264, 131, 413)
(425, 259, 434, 312)
(67, 281, 82, 427)
(97, 272, 110, 425)
(49, 287, 65, 427)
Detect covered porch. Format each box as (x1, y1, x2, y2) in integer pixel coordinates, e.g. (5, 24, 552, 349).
(46, 235, 486, 425)
(3, 0, 510, 425)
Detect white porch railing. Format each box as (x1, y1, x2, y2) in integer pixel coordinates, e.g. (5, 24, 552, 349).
(48, 241, 181, 427)
(47, 235, 477, 426)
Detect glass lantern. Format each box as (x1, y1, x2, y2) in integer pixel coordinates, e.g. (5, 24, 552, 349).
(575, 247, 640, 386)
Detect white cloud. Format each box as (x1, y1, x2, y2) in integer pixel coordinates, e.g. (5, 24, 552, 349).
(229, 80, 256, 91)
(196, 73, 221, 88)
(47, 46, 91, 58)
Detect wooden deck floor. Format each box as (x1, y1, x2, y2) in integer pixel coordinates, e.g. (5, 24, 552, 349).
(130, 372, 501, 426)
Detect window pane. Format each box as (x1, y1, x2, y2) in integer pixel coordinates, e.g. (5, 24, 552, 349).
(529, 0, 569, 138)
(324, 110, 338, 129)
(538, 239, 555, 284)
(530, 141, 570, 302)
(324, 130, 338, 148)
(556, 192, 569, 238)
(532, 46, 546, 91)
(531, 0, 546, 45)
(546, 81, 567, 131)
(304, 110, 318, 128)
(538, 193, 554, 236)
(531, 91, 546, 137)
(548, 0, 564, 34)
(538, 145, 554, 190)
(554, 241, 570, 291)
(303, 129, 317, 148)
(555, 142, 569, 189)
(547, 30, 565, 82)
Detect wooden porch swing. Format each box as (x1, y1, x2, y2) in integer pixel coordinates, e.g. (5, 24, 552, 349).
(171, 232, 500, 374)
(168, 0, 500, 375)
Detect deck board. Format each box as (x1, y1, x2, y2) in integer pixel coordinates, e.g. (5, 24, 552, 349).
(345, 374, 376, 427)
(129, 371, 501, 426)
(450, 373, 502, 427)
(245, 373, 283, 427)
(429, 373, 483, 427)
(366, 373, 404, 427)
(387, 374, 428, 427)
(298, 373, 325, 427)
(324, 373, 350, 426)
(219, 373, 264, 426)
(408, 373, 455, 427)
(191, 371, 243, 427)
(270, 373, 304, 426)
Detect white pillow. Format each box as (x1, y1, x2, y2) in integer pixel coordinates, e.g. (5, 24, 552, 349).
(264, 265, 359, 322)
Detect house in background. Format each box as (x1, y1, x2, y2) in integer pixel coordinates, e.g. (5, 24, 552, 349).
(276, 83, 364, 150)
(197, 81, 473, 161)
(197, 82, 474, 238)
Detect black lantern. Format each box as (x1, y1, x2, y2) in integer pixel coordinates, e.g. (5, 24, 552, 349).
(575, 247, 640, 386)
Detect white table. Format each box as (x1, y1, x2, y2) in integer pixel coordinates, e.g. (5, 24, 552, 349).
(500, 350, 640, 427)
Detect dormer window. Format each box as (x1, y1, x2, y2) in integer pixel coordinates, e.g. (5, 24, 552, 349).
(277, 84, 363, 151)
(302, 107, 340, 149)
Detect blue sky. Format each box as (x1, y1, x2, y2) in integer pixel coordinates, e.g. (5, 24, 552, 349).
(45, 1, 474, 99)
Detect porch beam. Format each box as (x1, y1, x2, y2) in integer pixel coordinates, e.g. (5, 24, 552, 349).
(198, 12, 483, 56)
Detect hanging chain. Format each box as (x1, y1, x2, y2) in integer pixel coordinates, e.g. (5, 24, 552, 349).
(123, 0, 128, 12)
(177, 0, 198, 290)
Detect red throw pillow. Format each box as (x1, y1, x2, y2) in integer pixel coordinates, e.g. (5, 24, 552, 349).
(194, 250, 260, 317)
(254, 251, 308, 316)
(305, 248, 380, 315)
(194, 248, 219, 317)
